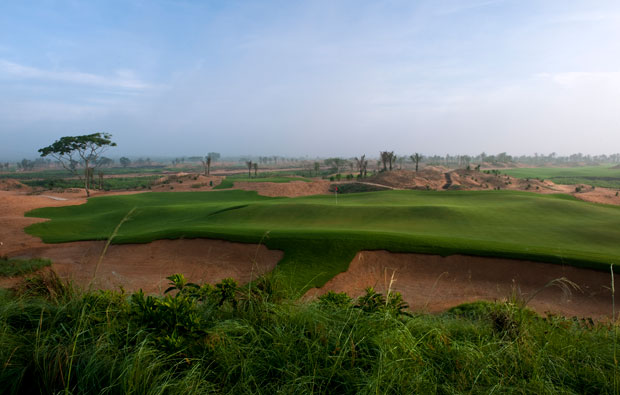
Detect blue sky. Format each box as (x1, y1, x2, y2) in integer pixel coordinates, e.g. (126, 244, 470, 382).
(1, 0, 619, 159)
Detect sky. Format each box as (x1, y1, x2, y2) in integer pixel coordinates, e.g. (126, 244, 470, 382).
(1, 0, 619, 160)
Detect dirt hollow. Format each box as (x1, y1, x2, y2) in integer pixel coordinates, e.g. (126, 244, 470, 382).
(0, 189, 616, 318)
(308, 251, 616, 319)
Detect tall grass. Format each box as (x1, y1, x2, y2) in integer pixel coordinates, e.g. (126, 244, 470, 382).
(0, 271, 618, 394)
(0, 257, 51, 277)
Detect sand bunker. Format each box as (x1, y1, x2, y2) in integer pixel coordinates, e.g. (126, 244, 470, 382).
(11, 239, 281, 294)
(308, 251, 616, 319)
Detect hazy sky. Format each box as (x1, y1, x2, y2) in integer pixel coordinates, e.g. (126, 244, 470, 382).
(1, 0, 620, 159)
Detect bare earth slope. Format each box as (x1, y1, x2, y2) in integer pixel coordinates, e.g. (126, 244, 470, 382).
(307, 251, 615, 319)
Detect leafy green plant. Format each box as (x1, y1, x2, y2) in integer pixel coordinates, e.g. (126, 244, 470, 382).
(164, 273, 199, 295)
(318, 291, 353, 309)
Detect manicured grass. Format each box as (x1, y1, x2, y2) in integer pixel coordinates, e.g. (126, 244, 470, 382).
(0, 274, 618, 393)
(25, 190, 620, 291)
(502, 166, 620, 189)
(0, 257, 51, 277)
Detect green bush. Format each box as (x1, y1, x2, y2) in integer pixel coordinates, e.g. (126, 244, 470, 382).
(0, 273, 618, 393)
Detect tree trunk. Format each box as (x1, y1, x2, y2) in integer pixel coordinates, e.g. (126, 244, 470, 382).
(84, 160, 90, 197)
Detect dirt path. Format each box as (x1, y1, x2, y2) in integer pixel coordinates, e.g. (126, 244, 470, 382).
(307, 251, 616, 319)
(356, 181, 399, 190)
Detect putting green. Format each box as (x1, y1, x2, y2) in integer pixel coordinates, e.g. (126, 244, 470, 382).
(25, 190, 620, 290)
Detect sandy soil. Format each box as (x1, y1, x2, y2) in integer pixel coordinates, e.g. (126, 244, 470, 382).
(150, 173, 225, 192)
(10, 239, 281, 294)
(233, 180, 332, 197)
(307, 251, 616, 319)
(362, 169, 620, 206)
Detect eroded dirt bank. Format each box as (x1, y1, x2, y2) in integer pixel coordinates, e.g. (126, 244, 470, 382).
(10, 239, 281, 294)
(307, 251, 616, 319)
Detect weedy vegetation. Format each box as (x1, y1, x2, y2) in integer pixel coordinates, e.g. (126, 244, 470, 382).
(0, 271, 618, 394)
(0, 256, 51, 277)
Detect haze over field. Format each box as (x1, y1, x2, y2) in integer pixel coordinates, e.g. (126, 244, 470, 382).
(1, 0, 620, 159)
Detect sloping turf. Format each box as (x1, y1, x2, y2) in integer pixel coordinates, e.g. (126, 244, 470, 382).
(25, 190, 620, 291)
(502, 166, 620, 188)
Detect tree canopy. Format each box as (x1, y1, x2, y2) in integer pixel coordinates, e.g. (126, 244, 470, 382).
(39, 133, 116, 196)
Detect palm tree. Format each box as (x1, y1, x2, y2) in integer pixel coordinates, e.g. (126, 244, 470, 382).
(355, 155, 366, 177)
(246, 160, 253, 177)
(201, 155, 212, 176)
(410, 153, 422, 172)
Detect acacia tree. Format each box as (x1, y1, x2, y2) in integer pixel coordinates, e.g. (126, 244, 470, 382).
(410, 153, 422, 172)
(38, 133, 116, 197)
(120, 157, 131, 168)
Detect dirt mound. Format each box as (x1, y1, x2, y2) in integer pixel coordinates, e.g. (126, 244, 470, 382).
(307, 251, 616, 319)
(152, 173, 225, 192)
(366, 169, 445, 189)
(0, 179, 30, 191)
(449, 169, 556, 192)
(233, 180, 331, 197)
(610, 164, 620, 169)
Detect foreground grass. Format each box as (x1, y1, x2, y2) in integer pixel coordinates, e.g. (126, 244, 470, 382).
(502, 166, 620, 189)
(25, 190, 620, 291)
(0, 257, 51, 277)
(0, 273, 618, 394)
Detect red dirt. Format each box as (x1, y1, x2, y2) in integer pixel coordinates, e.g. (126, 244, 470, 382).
(150, 173, 225, 192)
(10, 239, 281, 294)
(307, 251, 616, 319)
(233, 180, 332, 197)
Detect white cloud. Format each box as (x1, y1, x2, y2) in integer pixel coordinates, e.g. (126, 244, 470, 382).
(538, 71, 620, 87)
(0, 59, 150, 90)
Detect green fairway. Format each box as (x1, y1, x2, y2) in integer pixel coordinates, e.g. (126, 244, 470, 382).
(502, 166, 620, 189)
(25, 190, 620, 291)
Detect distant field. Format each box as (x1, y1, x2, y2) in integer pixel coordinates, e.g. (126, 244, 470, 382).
(25, 190, 620, 291)
(502, 166, 620, 189)
(0, 166, 171, 180)
(214, 175, 313, 189)
(22, 176, 159, 191)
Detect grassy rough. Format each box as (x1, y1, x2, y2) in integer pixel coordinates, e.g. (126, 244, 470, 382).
(0, 257, 51, 277)
(0, 274, 618, 394)
(25, 189, 620, 291)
